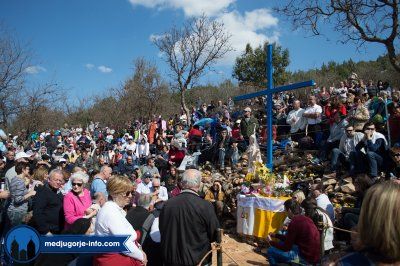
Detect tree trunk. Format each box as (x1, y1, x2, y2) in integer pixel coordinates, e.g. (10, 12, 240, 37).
(386, 42, 400, 73)
(180, 87, 191, 126)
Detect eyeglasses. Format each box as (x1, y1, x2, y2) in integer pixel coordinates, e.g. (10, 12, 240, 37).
(72, 183, 83, 187)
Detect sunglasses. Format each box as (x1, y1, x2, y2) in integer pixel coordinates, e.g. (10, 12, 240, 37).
(125, 191, 134, 197)
(72, 183, 83, 187)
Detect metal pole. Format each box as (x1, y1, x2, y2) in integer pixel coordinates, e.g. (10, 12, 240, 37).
(216, 228, 223, 266)
(385, 97, 391, 147)
(266, 44, 273, 169)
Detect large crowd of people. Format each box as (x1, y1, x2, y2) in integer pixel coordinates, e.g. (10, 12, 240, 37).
(0, 78, 399, 265)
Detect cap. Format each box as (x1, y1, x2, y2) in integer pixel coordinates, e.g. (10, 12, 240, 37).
(15, 152, 30, 161)
(235, 119, 241, 124)
(58, 158, 67, 163)
(57, 144, 64, 148)
(244, 107, 251, 112)
(142, 171, 152, 178)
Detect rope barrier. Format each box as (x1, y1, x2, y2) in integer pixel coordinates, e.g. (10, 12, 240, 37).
(196, 224, 356, 266)
(196, 242, 241, 266)
(330, 225, 358, 234)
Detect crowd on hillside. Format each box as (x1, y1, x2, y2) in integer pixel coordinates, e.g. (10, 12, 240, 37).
(0, 77, 399, 265)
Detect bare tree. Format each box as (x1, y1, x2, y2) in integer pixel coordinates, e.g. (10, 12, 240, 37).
(118, 58, 170, 120)
(275, 0, 400, 72)
(12, 82, 65, 133)
(0, 26, 30, 128)
(153, 15, 232, 125)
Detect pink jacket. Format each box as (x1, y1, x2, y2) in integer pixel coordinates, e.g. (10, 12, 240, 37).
(63, 188, 92, 229)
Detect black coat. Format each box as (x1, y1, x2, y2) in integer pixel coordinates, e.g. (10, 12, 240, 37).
(126, 206, 151, 238)
(31, 184, 64, 234)
(126, 206, 162, 266)
(159, 190, 219, 266)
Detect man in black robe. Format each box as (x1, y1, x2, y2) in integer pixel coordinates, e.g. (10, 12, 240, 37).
(160, 169, 219, 266)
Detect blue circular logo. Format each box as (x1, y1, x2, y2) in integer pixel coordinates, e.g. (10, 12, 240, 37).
(5, 225, 40, 263)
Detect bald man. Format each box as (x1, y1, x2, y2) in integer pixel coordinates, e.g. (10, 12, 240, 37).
(303, 96, 323, 143)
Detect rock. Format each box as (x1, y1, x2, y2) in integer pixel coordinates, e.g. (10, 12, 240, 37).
(323, 179, 337, 186)
(225, 167, 232, 174)
(325, 185, 334, 192)
(343, 177, 353, 184)
(323, 173, 336, 179)
(341, 183, 356, 194)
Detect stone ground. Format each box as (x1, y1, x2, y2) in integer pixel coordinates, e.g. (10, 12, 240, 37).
(211, 233, 269, 266)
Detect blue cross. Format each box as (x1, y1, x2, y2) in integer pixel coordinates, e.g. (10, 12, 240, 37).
(234, 44, 316, 170)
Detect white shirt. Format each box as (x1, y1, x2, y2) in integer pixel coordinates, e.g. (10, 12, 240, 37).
(316, 193, 335, 222)
(136, 143, 149, 158)
(304, 104, 322, 125)
(286, 108, 306, 133)
(136, 182, 153, 194)
(149, 217, 160, 243)
(318, 210, 334, 251)
(126, 143, 137, 153)
(95, 201, 143, 261)
(151, 186, 168, 201)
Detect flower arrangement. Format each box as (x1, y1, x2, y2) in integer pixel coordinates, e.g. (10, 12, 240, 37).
(253, 161, 276, 186)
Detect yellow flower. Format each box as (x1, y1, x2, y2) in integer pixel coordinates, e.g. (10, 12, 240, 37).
(245, 173, 254, 182)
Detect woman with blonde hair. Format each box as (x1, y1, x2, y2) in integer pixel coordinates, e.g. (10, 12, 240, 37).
(337, 181, 400, 265)
(292, 190, 306, 204)
(280, 190, 306, 232)
(94, 175, 146, 265)
(32, 167, 49, 184)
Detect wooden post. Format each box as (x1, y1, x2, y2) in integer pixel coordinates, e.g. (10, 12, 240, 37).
(216, 228, 223, 266)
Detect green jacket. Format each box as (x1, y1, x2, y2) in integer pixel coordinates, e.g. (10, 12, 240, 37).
(240, 117, 259, 138)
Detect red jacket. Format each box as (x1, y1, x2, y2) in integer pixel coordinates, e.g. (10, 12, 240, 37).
(231, 128, 241, 140)
(168, 147, 185, 166)
(189, 128, 203, 138)
(271, 215, 320, 263)
(325, 105, 347, 125)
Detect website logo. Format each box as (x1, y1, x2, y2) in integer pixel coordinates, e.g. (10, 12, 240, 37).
(4, 225, 131, 262)
(5, 225, 40, 263)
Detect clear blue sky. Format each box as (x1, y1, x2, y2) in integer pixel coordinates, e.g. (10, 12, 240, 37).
(0, 0, 386, 100)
